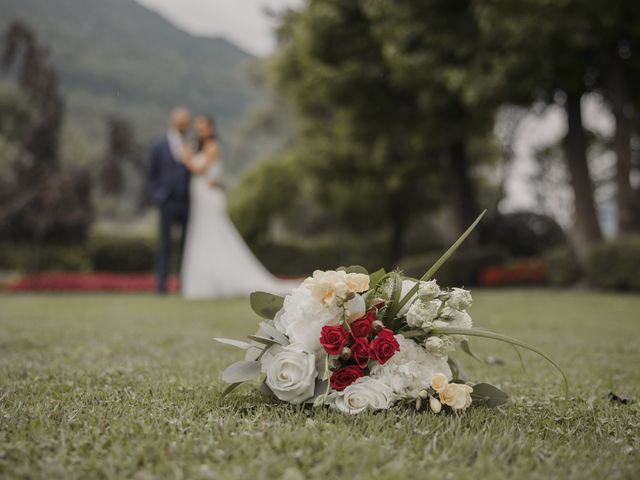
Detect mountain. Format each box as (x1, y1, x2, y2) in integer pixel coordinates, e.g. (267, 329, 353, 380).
(0, 0, 269, 174)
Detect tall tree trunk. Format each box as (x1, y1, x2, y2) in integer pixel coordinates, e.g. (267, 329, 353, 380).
(608, 58, 640, 234)
(448, 140, 479, 244)
(562, 92, 603, 254)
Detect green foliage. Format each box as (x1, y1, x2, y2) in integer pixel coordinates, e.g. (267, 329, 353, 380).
(399, 246, 509, 287)
(0, 242, 89, 271)
(228, 155, 301, 244)
(1, 291, 639, 478)
(544, 246, 582, 287)
(89, 236, 155, 273)
(586, 236, 640, 290)
(481, 212, 567, 257)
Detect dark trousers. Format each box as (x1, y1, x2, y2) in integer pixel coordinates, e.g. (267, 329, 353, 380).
(156, 201, 189, 293)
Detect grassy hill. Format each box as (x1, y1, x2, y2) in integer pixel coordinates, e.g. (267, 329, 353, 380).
(0, 0, 270, 175)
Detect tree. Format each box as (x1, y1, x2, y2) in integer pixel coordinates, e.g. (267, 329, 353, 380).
(0, 21, 92, 269)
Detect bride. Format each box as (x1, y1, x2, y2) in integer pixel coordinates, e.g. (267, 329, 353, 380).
(180, 115, 299, 299)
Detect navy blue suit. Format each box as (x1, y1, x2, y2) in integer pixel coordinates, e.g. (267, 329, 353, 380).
(148, 137, 191, 293)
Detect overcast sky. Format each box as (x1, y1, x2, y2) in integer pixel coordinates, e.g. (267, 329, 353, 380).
(136, 0, 303, 56)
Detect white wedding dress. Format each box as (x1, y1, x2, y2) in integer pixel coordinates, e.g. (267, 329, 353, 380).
(181, 154, 299, 299)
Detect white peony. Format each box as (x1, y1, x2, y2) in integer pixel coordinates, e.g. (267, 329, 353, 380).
(447, 288, 472, 310)
(418, 280, 441, 301)
(329, 377, 394, 414)
(406, 299, 441, 329)
(274, 286, 342, 352)
(262, 343, 317, 404)
(439, 383, 473, 411)
(370, 335, 452, 399)
(302, 270, 369, 307)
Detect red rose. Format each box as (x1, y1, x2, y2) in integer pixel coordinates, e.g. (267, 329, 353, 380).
(320, 325, 349, 355)
(369, 328, 400, 365)
(330, 365, 364, 391)
(349, 311, 376, 338)
(350, 337, 370, 368)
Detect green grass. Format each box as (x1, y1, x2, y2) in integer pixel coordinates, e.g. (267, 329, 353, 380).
(0, 290, 639, 479)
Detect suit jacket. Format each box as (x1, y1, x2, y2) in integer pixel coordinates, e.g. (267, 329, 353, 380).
(148, 136, 191, 207)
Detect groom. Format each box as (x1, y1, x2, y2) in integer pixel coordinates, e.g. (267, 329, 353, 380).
(148, 107, 192, 294)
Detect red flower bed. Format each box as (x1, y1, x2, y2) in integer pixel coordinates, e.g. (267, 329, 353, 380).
(3, 273, 179, 292)
(479, 260, 548, 287)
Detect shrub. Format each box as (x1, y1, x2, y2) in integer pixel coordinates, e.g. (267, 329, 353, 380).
(586, 237, 640, 291)
(398, 246, 510, 287)
(0, 243, 89, 272)
(89, 236, 155, 272)
(544, 246, 582, 286)
(481, 211, 567, 257)
(479, 260, 547, 286)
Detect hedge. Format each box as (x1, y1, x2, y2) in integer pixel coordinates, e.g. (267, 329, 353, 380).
(586, 237, 640, 291)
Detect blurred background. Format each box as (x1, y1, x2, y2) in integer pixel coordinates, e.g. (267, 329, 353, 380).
(1, 0, 639, 292)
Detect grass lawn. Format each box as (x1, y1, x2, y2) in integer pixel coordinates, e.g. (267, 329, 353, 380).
(0, 290, 639, 479)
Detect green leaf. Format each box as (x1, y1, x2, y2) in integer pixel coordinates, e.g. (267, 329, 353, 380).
(392, 210, 486, 319)
(471, 383, 510, 408)
(220, 382, 244, 398)
(430, 326, 569, 394)
(258, 322, 290, 346)
(369, 268, 387, 288)
(345, 265, 369, 275)
(250, 292, 285, 320)
(221, 360, 262, 383)
(383, 273, 403, 325)
(460, 339, 482, 363)
(246, 335, 278, 347)
(213, 338, 253, 350)
(447, 357, 467, 382)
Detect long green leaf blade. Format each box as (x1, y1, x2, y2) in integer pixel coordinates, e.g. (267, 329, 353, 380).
(430, 326, 569, 393)
(392, 210, 486, 318)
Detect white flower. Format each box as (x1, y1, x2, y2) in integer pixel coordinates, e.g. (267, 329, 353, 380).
(435, 307, 473, 331)
(447, 288, 472, 310)
(370, 335, 452, 399)
(418, 280, 441, 301)
(429, 396, 442, 413)
(430, 373, 449, 393)
(439, 383, 473, 411)
(274, 286, 342, 352)
(329, 377, 394, 414)
(343, 293, 366, 322)
(262, 343, 317, 404)
(303, 270, 349, 306)
(345, 273, 370, 293)
(424, 335, 455, 357)
(406, 299, 441, 329)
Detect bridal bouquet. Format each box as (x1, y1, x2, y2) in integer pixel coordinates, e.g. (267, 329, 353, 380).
(216, 212, 566, 414)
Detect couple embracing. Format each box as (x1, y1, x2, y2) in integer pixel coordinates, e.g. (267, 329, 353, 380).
(148, 108, 296, 299)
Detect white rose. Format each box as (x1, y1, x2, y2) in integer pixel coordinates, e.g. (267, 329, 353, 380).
(370, 335, 452, 399)
(406, 299, 441, 329)
(329, 377, 394, 414)
(439, 383, 473, 411)
(418, 280, 441, 301)
(435, 307, 473, 331)
(424, 335, 455, 357)
(447, 288, 472, 310)
(262, 343, 317, 404)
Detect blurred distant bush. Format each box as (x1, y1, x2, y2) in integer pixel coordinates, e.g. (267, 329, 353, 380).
(481, 212, 567, 257)
(544, 246, 582, 287)
(399, 246, 509, 287)
(89, 236, 155, 272)
(586, 237, 640, 291)
(479, 260, 548, 287)
(0, 243, 89, 272)
(228, 155, 301, 245)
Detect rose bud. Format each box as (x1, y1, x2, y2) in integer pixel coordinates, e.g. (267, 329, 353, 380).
(418, 389, 429, 399)
(371, 320, 385, 333)
(328, 358, 342, 371)
(429, 396, 442, 413)
(340, 346, 352, 360)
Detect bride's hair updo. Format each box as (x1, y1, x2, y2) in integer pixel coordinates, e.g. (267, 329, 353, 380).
(196, 114, 216, 151)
